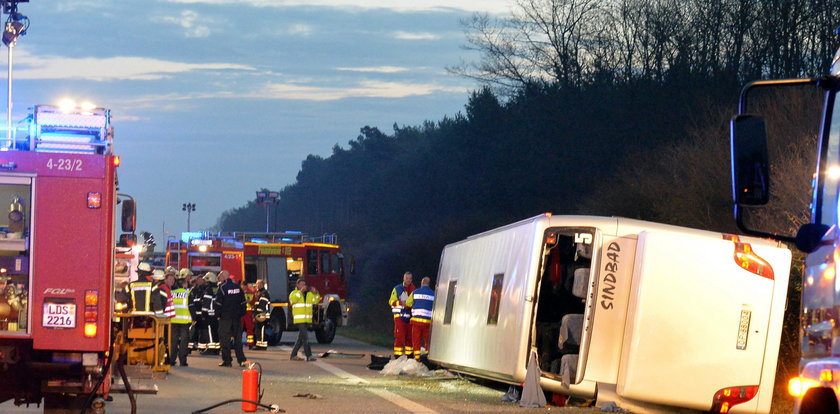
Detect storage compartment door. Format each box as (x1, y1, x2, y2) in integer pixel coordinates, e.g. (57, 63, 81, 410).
(266, 257, 288, 302)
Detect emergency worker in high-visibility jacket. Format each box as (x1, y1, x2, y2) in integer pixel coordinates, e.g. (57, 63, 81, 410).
(389, 272, 415, 358)
(406, 277, 435, 360)
(169, 274, 192, 366)
(127, 263, 164, 314)
(289, 278, 320, 361)
(242, 282, 257, 349)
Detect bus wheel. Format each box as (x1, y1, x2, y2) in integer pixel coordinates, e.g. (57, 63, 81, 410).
(268, 309, 286, 346)
(315, 317, 336, 344)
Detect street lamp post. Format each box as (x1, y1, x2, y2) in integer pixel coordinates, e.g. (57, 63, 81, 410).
(2, 2, 29, 147)
(182, 202, 196, 232)
(256, 191, 279, 232)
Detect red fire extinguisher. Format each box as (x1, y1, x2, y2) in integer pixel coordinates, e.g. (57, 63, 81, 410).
(242, 362, 260, 412)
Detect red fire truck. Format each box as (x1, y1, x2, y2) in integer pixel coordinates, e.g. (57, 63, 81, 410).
(0, 104, 131, 413)
(166, 231, 351, 344)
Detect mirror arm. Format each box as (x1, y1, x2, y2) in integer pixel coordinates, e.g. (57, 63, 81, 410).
(739, 78, 822, 115)
(734, 204, 796, 243)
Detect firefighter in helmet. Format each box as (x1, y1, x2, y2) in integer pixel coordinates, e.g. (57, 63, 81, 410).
(201, 272, 220, 353)
(253, 279, 271, 350)
(153, 270, 175, 319)
(127, 263, 164, 314)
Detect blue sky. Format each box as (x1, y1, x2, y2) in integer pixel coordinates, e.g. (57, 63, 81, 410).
(5, 0, 511, 245)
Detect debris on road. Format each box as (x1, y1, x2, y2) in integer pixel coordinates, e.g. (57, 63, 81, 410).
(367, 354, 391, 370)
(600, 401, 627, 412)
(380, 356, 431, 376)
(292, 393, 323, 399)
(320, 350, 366, 359)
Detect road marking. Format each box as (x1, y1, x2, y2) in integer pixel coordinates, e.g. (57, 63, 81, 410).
(312, 360, 369, 385)
(367, 388, 439, 414)
(279, 345, 438, 413)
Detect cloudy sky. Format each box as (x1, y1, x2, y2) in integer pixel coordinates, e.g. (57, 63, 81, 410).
(5, 0, 512, 244)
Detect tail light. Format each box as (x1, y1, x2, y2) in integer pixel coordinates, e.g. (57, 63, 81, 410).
(83, 290, 98, 338)
(723, 234, 774, 279)
(711, 385, 758, 413)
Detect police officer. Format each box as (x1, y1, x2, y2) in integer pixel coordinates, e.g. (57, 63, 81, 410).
(389, 272, 415, 358)
(214, 270, 247, 367)
(253, 279, 271, 350)
(201, 272, 220, 353)
(169, 273, 192, 366)
(406, 277, 435, 360)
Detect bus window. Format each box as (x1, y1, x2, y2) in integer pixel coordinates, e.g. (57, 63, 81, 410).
(443, 280, 457, 325)
(320, 250, 330, 274)
(306, 250, 318, 276)
(487, 273, 504, 325)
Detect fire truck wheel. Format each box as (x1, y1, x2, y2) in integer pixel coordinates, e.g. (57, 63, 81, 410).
(800, 387, 839, 414)
(315, 317, 336, 344)
(267, 309, 286, 346)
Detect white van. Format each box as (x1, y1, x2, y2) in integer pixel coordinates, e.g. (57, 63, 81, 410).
(429, 214, 791, 413)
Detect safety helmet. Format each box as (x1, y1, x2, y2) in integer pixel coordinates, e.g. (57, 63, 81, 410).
(151, 269, 165, 280)
(204, 272, 218, 283)
(164, 266, 177, 275)
(179, 268, 194, 279)
(137, 262, 152, 273)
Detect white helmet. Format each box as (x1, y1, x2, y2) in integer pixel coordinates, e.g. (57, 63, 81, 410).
(137, 262, 152, 273)
(151, 269, 165, 280)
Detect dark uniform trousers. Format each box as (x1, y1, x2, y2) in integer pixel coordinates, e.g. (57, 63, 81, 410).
(219, 317, 246, 365)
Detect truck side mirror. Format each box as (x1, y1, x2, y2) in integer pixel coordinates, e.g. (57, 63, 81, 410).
(795, 223, 831, 253)
(121, 199, 136, 232)
(731, 115, 770, 206)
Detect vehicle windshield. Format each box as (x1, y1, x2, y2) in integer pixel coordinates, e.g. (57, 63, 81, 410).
(819, 91, 840, 225)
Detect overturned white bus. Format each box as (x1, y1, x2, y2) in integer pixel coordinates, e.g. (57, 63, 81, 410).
(429, 214, 791, 413)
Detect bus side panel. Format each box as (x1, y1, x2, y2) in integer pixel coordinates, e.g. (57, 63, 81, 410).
(429, 218, 544, 382)
(616, 231, 791, 412)
(32, 176, 112, 352)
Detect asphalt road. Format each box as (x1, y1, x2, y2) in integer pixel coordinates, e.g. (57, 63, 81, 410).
(2, 333, 596, 414)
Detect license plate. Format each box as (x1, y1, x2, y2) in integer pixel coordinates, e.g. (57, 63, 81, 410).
(42, 302, 76, 328)
(736, 310, 751, 350)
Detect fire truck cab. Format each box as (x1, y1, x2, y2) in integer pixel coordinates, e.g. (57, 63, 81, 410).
(166, 231, 350, 344)
(0, 104, 126, 413)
